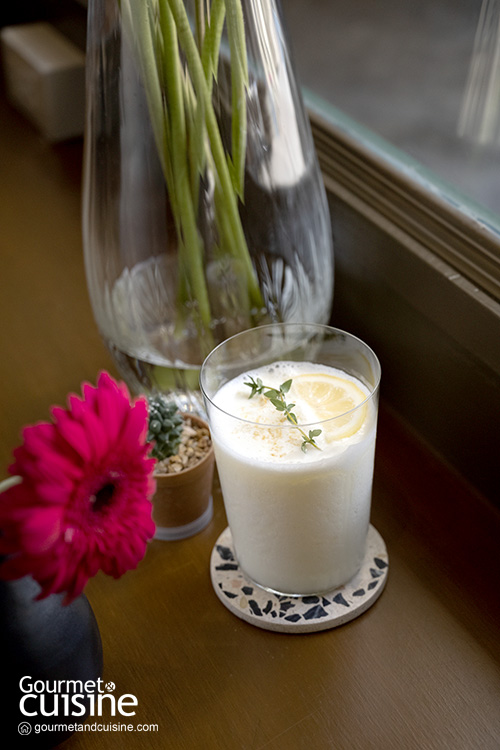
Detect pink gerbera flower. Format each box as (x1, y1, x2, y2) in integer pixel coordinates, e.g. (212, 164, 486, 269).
(0, 372, 156, 603)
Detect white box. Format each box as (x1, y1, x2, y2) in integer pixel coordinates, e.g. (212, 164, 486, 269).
(1, 22, 85, 142)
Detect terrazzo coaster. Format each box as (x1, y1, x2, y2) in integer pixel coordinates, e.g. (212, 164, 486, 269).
(210, 525, 388, 633)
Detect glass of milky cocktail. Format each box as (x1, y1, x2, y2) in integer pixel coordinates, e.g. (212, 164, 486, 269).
(200, 323, 381, 597)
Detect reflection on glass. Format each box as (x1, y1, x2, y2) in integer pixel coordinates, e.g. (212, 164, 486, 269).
(459, 0, 500, 147)
(283, 0, 500, 218)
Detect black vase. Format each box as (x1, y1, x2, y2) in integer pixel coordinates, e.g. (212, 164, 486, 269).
(1, 576, 103, 748)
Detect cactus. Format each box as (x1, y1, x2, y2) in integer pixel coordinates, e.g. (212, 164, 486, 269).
(147, 396, 184, 461)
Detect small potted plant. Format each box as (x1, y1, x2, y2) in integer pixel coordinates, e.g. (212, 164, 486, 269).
(147, 397, 215, 540)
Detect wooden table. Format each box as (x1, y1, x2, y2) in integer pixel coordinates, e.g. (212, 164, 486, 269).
(1, 89, 500, 750)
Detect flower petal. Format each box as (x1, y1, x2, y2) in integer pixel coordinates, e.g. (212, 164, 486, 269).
(20, 507, 63, 554)
(118, 398, 150, 449)
(51, 407, 93, 463)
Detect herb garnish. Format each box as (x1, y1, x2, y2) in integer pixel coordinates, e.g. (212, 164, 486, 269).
(244, 376, 322, 452)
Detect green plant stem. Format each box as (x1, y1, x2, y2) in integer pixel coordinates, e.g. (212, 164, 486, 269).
(121, 0, 169, 182)
(121, 0, 265, 343)
(224, 0, 248, 197)
(185, 0, 225, 208)
(166, 0, 263, 310)
(159, 0, 213, 330)
(194, 0, 205, 50)
(202, 0, 226, 81)
(121, 0, 188, 238)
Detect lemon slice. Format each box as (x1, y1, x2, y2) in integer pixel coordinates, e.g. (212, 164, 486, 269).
(292, 372, 368, 440)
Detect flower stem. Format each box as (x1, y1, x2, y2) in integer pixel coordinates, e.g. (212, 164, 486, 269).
(120, 0, 265, 343)
(121, 0, 169, 181)
(159, 0, 213, 331)
(166, 0, 264, 310)
(202, 0, 226, 81)
(224, 0, 248, 197)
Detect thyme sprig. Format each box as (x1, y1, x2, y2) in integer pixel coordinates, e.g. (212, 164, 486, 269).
(244, 376, 322, 452)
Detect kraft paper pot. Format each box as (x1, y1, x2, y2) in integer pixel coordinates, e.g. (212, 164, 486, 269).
(152, 415, 215, 541)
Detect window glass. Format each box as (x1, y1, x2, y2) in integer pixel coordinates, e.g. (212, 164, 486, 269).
(283, 0, 500, 222)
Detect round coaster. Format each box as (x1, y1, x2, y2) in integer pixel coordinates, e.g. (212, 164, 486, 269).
(210, 525, 388, 633)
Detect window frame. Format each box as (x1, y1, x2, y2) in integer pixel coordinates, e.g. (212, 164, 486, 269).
(308, 95, 500, 376)
(307, 95, 500, 504)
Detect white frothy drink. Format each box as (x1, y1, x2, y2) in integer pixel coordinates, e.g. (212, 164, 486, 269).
(210, 361, 377, 595)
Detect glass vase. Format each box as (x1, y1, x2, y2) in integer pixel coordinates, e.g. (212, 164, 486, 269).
(82, 0, 334, 412)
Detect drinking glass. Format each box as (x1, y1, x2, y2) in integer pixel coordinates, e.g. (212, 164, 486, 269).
(200, 323, 381, 596)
